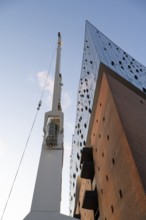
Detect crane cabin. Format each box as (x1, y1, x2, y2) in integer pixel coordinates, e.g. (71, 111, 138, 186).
(45, 116, 61, 148)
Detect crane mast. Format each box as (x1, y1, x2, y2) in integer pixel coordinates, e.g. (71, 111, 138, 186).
(24, 33, 75, 220)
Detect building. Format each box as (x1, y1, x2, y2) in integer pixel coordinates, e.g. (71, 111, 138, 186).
(70, 21, 146, 220)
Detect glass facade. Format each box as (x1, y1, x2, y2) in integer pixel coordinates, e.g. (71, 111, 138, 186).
(69, 21, 146, 216)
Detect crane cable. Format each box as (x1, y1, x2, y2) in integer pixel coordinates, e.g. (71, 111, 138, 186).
(1, 47, 56, 220)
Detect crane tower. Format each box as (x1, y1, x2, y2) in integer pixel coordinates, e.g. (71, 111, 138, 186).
(24, 33, 76, 220)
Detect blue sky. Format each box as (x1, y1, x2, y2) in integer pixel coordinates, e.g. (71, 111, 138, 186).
(0, 1, 146, 219)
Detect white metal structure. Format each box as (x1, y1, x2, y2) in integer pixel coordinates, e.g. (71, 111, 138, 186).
(24, 33, 76, 220)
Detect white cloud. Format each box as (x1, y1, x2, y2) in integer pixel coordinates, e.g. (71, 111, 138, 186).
(62, 92, 71, 110)
(37, 71, 54, 92)
(37, 71, 54, 107)
(36, 71, 71, 110)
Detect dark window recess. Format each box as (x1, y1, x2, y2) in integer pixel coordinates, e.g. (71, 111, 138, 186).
(87, 71, 90, 75)
(87, 94, 90, 99)
(111, 205, 114, 213)
(134, 75, 138, 80)
(128, 65, 131, 69)
(83, 66, 85, 69)
(121, 66, 124, 69)
(119, 60, 122, 65)
(130, 61, 133, 65)
(106, 175, 108, 181)
(130, 70, 133, 74)
(123, 57, 125, 60)
(81, 134, 83, 139)
(111, 61, 114, 66)
(85, 106, 88, 111)
(85, 59, 87, 62)
(99, 134, 101, 138)
(109, 42, 111, 46)
(74, 193, 75, 197)
(80, 142, 82, 146)
(116, 47, 119, 50)
(84, 123, 87, 128)
(89, 108, 92, 113)
(103, 117, 105, 121)
(85, 40, 88, 43)
(100, 102, 102, 107)
(102, 152, 104, 157)
(78, 123, 80, 128)
(90, 61, 93, 64)
(132, 58, 135, 61)
(104, 47, 107, 51)
(87, 46, 89, 48)
(73, 182, 75, 187)
(82, 190, 98, 210)
(107, 135, 110, 140)
(81, 108, 83, 112)
(77, 153, 80, 160)
(83, 140, 86, 146)
(86, 89, 89, 92)
(76, 166, 78, 172)
(119, 189, 123, 198)
(73, 173, 76, 178)
(140, 68, 142, 72)
(112, 158, 115, 165)
(81, 161, 94, 180)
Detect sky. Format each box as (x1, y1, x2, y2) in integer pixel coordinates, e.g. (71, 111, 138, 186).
(0, 0, 146, 219)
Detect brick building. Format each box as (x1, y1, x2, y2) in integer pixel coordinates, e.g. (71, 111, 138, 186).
(70, 21, 146, 220)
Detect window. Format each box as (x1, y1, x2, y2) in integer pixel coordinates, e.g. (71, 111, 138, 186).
(111, 205, 114, 213)
(112, 158, 115, 165)
(119, 189, 123, 198)
(106, 175, 108, 181)
(107, 134, 110, 140)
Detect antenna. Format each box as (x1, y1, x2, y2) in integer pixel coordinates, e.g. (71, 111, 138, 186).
(52, 32, 63, 113)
